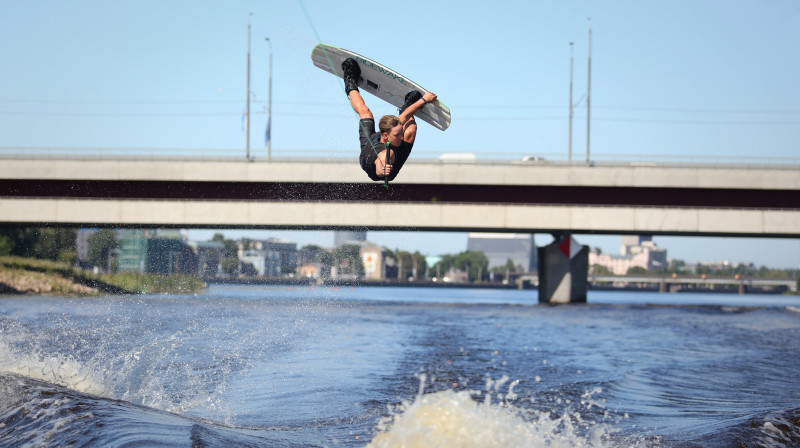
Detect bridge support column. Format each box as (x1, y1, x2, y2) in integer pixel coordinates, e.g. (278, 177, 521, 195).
(537, 234, 588, 304)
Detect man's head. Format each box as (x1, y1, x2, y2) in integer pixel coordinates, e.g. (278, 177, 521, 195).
(379, 115, 404, 147)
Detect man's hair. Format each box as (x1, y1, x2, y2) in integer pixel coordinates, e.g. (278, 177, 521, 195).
(378, 115, 400, 134)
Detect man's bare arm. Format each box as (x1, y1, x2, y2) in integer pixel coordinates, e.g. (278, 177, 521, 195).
(398, 91, 437, 125)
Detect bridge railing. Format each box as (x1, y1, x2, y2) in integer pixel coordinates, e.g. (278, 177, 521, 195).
(1, 146, 799, 170)
(590, 275, 798, 291)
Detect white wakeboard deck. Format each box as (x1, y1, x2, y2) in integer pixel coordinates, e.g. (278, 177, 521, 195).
(311, 44, 451, 131)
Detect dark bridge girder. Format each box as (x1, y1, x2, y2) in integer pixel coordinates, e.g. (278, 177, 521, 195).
(2, 179, 799, 209)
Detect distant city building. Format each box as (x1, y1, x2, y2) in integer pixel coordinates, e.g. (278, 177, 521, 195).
(297, 245, 325, 265)
(466, 233, 537, 272)
(154, 229, 184, 241)
(684, 260, 738, 274)
(334, 231, 366, 247)
(237, 238, 297, 277)
(147, 237, 197, 275)
(117, 229, 196, 274)
(298, 263, 321, 279)
(589, 235, 667, 275)
(621, 235, 652, 255)
(117, 229, 149, 272)
(75, 228, 97, 262)
(188, 241, 225, 277)
(360, 243, 385, 281)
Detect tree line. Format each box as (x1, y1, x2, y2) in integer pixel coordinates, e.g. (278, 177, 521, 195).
(591, 260, 798, 279)
(0, 227, 120, 270)
(0, 228, 517, 282)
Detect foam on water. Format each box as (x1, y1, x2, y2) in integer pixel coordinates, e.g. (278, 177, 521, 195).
(368, 376, 634, 448)
(368, 390, 622, 448)
(0, 322, 235, 424)
(0, 340, 106, 397)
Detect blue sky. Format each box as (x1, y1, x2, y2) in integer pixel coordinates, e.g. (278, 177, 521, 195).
(2, 1, 799, 268)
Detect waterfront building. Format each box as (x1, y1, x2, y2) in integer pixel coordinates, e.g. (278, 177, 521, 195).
(147, 237, 197, 275)
(117, 229, 197, 275)
(589, 236, 668, 275)
(334, 231, 366, 247)
(117, 229, 149, 272)
(75, 228, 97, 263)
(237, 238, 297, 277)
(360, 243, 385, 281)
(466, 233, 538, 272)
(187, 241, 225, 277)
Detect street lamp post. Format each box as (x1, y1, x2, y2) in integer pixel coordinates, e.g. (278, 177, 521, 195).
(265, 38, 273, 161)
(586, 18, 592, 165)
(245, 15, 252, 161)
(568, 41, 574, 163)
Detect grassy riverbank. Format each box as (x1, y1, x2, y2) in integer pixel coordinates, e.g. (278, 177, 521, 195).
(0, 256, 207, 296)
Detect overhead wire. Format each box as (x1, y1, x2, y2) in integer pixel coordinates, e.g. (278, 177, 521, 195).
(2, 97, 798, 119)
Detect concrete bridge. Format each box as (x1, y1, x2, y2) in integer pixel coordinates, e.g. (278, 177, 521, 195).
(590, 275, 798, 293)
(1, 155, 799, 237)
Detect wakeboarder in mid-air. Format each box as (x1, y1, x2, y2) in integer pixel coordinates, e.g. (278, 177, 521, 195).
(341, 58, 437, 181)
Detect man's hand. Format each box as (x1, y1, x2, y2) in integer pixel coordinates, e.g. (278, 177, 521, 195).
(399, 91, 439, 125)
(376, 160, 393, 177)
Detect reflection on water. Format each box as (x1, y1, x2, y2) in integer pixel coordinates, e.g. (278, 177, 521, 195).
(1, 286, 799, 447)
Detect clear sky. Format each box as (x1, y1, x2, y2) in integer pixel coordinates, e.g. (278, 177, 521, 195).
(2, 1, 799, 268)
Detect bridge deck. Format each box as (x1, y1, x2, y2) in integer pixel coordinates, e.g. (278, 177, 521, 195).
(2, 158, 798, 236)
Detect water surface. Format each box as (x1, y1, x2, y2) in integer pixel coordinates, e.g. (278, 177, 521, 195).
(1, 286, 799, 447)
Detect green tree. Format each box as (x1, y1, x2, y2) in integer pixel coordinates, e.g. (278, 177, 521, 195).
(211, 233, 239, 257)
(626, 266, 648, 275)
(391, 250, 426, 280)
(300, 244, 326, 264)
(87, 229, 117, 268)
(668, 259, 686, 274)
(241, 238, 256, 251)
(0, 235, 13, 255)
(591, 264, 612, 275)
(334, 244, 364, 277)
(410, 251, 427, 280)
(431, 254, 457, 279)
(59, 249, 77, 266)
(695, 264, 712, 275)
(0, 227, 35, 258)
(212, 233, 240, 276)
(0, 227, 76, 261)
(320, 250, 335, 268)
(38, 228, 78, 261)
(452, 250, 489, 282)
(222, 257, 240, 276)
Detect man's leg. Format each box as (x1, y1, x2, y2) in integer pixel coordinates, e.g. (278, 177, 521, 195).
(342, 58, 373, 120)
(349, 90, 373, 120)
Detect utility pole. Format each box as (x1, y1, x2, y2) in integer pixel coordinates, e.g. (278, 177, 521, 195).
(246, 14, 252, 161)
(568, 41, 574, 163)
(586, 18, 592, 165)
(265, 38, 273, 161)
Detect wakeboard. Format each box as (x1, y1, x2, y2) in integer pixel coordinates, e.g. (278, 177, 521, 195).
(311, 44, 451, 131)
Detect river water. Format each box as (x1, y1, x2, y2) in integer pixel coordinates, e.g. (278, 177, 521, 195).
(1, 285, 799, 447)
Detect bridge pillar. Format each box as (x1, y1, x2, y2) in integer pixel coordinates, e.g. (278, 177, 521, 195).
(537, 234, 588, 304)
